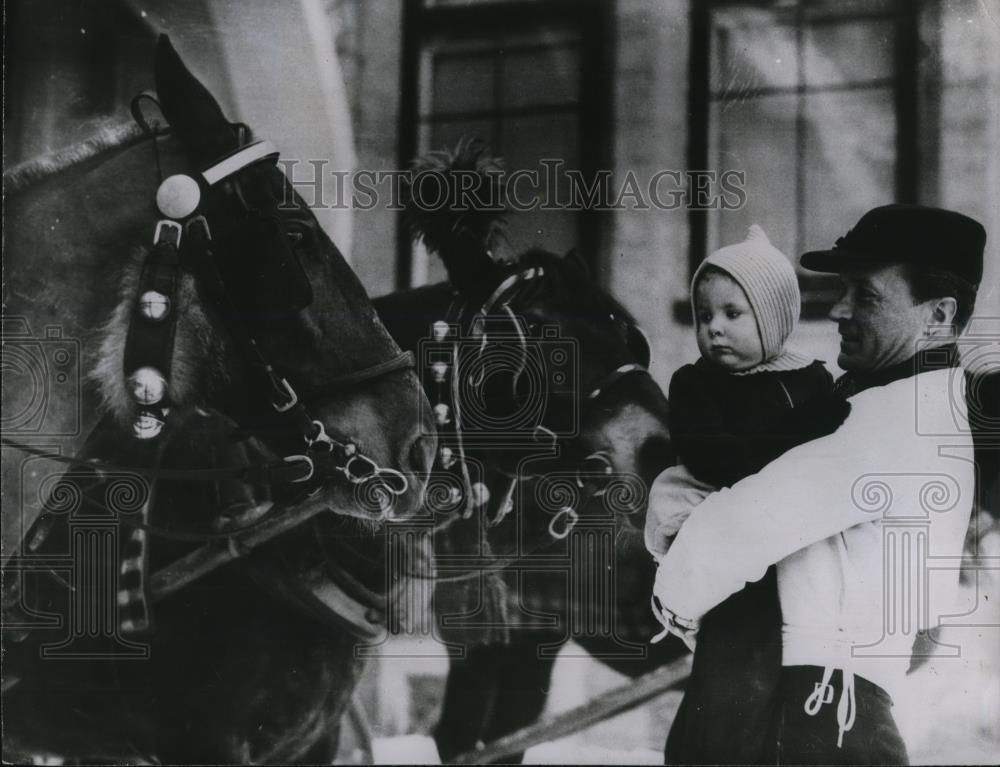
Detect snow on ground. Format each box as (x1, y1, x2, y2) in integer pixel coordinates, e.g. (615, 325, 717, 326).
(523, 741, 662, 764)
(358, 561, 1000, 764)
(368, 735, 663, 765)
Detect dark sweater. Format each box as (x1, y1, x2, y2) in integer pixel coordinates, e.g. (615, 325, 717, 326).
(664, 357, 850, 764)
(668, 358, 850, 489)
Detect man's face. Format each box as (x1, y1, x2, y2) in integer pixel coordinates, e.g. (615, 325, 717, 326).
(828, 264, 934, 372)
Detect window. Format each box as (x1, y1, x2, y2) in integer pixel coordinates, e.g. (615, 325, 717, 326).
(687, 0, 920, 318)
(397, 0, 611, 288)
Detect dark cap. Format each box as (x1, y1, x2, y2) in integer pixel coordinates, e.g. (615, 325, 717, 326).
(801, 204, 985, 288)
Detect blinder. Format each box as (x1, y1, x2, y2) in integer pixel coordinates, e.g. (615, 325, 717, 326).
(209, 160, 314, 316)
(628, 323, 652, 369)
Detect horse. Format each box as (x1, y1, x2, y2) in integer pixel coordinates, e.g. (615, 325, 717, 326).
(371, 143, 689, 762)
(1, 36, 436, 763)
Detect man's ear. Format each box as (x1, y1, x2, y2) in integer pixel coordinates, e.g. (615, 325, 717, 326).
(924, 296, 959, 337)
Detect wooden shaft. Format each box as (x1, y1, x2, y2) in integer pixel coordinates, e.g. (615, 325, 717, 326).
(149, 497, 329, 599)
(450, 657, 689, 764)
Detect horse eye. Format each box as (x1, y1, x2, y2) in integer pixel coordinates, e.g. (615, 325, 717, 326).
(285, 229, 305, 245)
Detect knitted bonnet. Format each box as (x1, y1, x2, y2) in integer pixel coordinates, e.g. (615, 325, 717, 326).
(692, 224, 810, 371)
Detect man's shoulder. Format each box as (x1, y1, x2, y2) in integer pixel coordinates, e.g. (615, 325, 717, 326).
(847, 368, 969, 437)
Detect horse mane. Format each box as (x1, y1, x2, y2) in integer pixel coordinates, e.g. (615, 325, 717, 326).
(3, 120, 149, 196)
(88, 248, 230, 427)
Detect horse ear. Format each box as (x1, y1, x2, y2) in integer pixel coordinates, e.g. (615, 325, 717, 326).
(154, 35, 238, 165)
(564, 249, 591, 280)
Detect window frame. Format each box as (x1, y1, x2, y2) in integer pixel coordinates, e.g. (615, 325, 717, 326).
(396, 0, 613, 290)
(679, 0, 923, 323)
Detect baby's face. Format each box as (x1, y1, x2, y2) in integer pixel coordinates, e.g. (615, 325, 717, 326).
(694, 271, 764, 371)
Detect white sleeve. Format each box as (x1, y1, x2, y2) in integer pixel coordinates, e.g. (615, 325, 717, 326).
(643, 463, 717, 556)
(656, 385, 923, 619)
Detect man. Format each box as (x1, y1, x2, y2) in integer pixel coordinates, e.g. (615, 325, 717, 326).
(654, 204, 986, 764)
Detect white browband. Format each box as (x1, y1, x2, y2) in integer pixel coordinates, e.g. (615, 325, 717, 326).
(202, 140, 279, 186)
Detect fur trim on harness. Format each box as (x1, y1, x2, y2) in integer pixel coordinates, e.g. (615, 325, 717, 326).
(88, 247, 229, 427)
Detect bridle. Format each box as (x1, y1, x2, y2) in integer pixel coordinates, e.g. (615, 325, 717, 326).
(424, 263, 654, 547)
(120, 95, 413, 501)
(7, 102, 415, 506)
(3, 98, 419, 635)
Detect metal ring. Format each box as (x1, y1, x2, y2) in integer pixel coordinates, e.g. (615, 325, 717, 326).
(343, 454, 378, 484)
(153, 219, 183, 247)
(576, 451, 614, 488)
(305, 420, 336, 452)
(548, 506, 579, 540)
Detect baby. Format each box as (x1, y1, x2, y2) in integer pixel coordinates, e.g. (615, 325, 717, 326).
(647, 225, 849, 764)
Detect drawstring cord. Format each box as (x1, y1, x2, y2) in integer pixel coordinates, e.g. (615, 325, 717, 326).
(649, 595, 698, 651)
(804, 666, 856, 748)
(650, 595, 671, 644)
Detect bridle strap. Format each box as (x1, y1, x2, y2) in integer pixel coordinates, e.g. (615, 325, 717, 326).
(0, 436, 313, 486)
(479, 266, 544, 316)
(309, 350, 415, 393)
(201, 140, 278, 185)
(183, 216, 411, 496)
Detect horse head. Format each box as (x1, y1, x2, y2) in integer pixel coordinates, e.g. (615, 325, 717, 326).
(1, 35, 439, 764)
(401, 142, 673, 533)
(4, 36, 435, 531)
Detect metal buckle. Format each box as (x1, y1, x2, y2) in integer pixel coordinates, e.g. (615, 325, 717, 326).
(153, 220, 183, 247)
(271, 377, 299, 413)
(186, 215, 212, 241)
(284, 454, 314, 483)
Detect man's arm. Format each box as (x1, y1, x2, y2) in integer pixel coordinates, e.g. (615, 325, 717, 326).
(656, 383, 925, 619)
